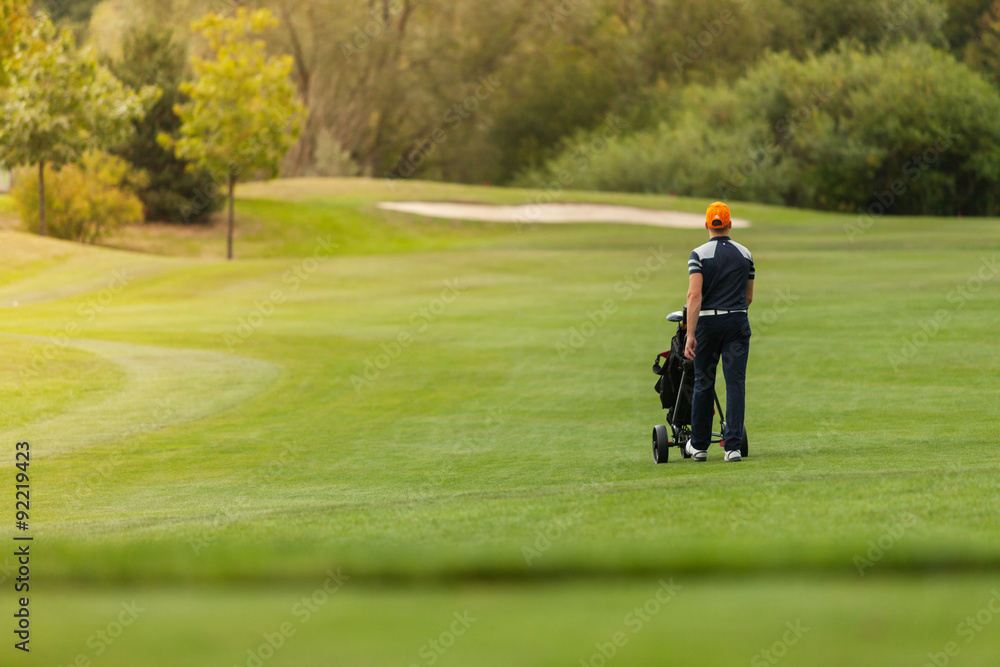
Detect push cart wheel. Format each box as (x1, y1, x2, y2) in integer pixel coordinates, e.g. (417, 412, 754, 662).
(740, 426, 749, 458)
(652, 425, 671, 464)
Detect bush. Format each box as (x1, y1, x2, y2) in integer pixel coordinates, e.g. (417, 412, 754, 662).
(312, 129, 360, 177)
(521, 43, 1000, 216)
(13, 152, 148, 243)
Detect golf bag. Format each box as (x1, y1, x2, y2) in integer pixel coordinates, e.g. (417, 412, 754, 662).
(652, 323, 693, 425)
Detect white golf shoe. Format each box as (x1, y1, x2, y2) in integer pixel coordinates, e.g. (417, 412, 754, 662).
(684, 440, 707, 462)
(724, 450, 742, 462)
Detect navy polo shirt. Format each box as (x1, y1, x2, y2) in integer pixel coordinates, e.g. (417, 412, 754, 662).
(688, 236, 755, 311)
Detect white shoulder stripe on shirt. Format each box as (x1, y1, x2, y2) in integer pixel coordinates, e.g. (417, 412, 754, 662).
(693, 240, 718, 260)
(730, 240, 753, 261)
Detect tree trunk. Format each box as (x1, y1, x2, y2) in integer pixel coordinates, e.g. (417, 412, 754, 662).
(227, 173, 235, 261)
(38, 161, 46, 237)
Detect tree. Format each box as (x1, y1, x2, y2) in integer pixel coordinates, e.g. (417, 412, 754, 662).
(526, 44, 1000, 216)
(46, 0, 102, 25)
(0, 0, 30, 84)
(109, 25, 221, 223)
(941, 0, 994, 50)
(121, 0, 967, 187)
(964, 0, 1000, 86)
(0, 16, 156, 236)
(166, 8, 306, 260)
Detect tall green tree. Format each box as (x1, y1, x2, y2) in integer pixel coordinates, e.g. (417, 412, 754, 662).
(941, 0, 994, 50)
(165, 8, 306, 260)
(110, 25, 221, 222)
(963, 0, 1000, 85)
(0, 16, 156, 235)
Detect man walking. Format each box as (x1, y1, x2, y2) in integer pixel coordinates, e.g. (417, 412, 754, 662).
(683, 202, 754, 462)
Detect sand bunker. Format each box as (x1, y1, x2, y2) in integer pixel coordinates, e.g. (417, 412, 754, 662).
(377, 201, 749, 228)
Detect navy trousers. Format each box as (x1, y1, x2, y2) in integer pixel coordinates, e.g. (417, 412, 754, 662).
(691, 312, 751, 452)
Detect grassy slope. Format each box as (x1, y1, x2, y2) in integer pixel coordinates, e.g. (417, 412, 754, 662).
(1, 179, 998, 664)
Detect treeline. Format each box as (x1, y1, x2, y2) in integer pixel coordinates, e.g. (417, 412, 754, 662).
(520, 44, 1000, 216)
(37, 0, 1000, 214)
(2, 4, 301, 255)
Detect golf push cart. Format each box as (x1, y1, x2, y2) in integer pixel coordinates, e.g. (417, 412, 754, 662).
(650, 307, 748, 464)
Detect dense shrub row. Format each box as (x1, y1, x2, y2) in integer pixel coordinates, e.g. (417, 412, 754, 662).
(520, 44, 1000, 216)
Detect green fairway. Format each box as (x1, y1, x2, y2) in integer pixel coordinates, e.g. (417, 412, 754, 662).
(1, 178, 998, 663)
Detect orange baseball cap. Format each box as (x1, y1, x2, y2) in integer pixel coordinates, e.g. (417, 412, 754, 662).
(706, 202, 731, 230)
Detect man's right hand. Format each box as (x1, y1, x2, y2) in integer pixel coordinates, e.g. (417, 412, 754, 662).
(684, 333, 697, 360)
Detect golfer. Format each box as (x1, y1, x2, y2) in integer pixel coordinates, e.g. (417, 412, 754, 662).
(683, 202, 754, 462)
